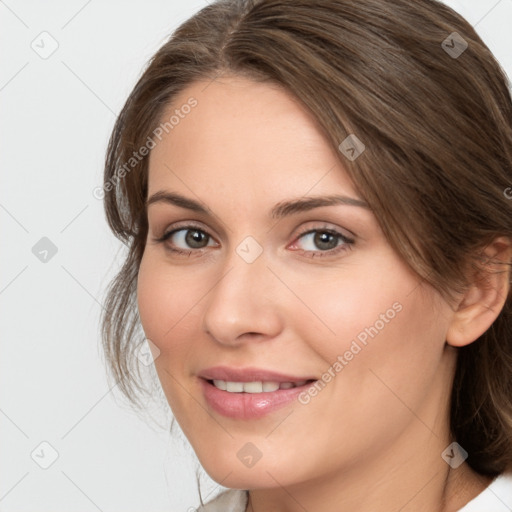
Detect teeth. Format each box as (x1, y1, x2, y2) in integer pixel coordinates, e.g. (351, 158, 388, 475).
(226, 381, 244, 392)
(211, 380, 306, 393)
(243, 381, 263, 393)
(262, 382, 280, 392)
(212, 379, 227, 391)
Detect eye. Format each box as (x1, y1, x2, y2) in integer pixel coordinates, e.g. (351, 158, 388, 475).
(154, 225, 217, 255)
(153, 223, 355, 259)
(289, 227, 354, 257)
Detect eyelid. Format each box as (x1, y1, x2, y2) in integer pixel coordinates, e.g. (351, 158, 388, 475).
(293, 221, 355, 241)
(157, 220, 218, 241)
(155, 220, 354, 243)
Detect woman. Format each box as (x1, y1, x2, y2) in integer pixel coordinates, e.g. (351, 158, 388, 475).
(100, 0, 512, 510)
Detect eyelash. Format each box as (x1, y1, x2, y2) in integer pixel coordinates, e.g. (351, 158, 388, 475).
(153, 223, 355, 259)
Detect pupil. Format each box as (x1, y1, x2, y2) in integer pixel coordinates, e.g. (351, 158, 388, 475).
(186, 229, 207, 248)
(315, 232, 336, 250)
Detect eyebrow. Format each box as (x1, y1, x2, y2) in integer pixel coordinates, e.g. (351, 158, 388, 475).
(146, 190, 370, 219)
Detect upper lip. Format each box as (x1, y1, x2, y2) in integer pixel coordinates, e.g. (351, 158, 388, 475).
(198, 366, 316, 383)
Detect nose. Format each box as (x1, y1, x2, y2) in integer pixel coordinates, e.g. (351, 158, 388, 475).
(201, 246, 284, 346)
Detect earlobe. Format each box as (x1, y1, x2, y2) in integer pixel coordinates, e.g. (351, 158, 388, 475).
(446, 237, 512, 348)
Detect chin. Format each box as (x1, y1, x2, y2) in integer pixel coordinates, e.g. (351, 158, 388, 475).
(195, 446, 302, 490)
(203, 466, 283, 490)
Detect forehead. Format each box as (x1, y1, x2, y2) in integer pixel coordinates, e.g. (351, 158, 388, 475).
(147, 75, 359, 203)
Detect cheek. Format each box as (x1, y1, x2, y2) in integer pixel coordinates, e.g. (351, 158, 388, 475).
(292, 256, 450, 401)
(278, 266, 451, 472)
(136, 255, 203, 416)
(286, 257, 410, 360)
(137, 256, 169, 342)
(136, 254, 200, 359)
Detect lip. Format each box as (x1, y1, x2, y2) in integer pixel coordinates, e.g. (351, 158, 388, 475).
(198, 366, 317, 420)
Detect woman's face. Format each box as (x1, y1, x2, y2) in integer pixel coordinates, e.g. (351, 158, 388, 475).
(137, 75, 458, 490)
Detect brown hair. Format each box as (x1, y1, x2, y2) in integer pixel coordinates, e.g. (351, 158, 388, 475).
(101, 0, 512, 476)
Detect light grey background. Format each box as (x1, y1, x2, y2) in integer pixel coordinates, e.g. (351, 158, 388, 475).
(1, 1, 511, 511)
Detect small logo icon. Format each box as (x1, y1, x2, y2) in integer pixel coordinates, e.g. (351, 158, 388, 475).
(236, 236, 263, 264)
(441, 442, 468, 469)
(338, 134, 365, 161)
(441, 32, 468, 59)
(237, 442, 263, 468)
(31, 441, 59, 469)
(92, 186, 105, 200)
(32, 237, 58, 263)
(135, 338, 161, 366)
(31, 31, 59, 59)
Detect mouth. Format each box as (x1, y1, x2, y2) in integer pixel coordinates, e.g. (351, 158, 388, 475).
(206, 379, 315, 393)
(197, 366, 318, 419)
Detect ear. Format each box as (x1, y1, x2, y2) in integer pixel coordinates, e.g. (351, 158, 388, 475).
(446, 236, 512, 348)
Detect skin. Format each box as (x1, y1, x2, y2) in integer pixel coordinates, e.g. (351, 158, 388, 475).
(137, 75, 510, 512)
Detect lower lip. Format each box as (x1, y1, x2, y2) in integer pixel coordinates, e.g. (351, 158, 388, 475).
(200, 379, 315, 419)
